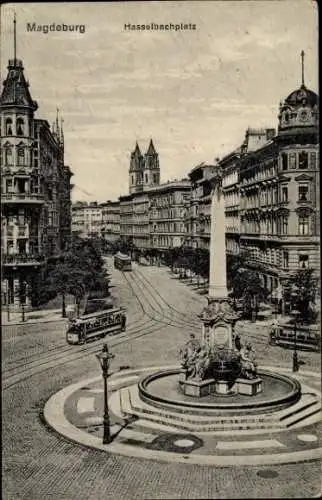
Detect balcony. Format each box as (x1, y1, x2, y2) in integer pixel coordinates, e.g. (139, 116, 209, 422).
(2, 254, 46, 267)
(1, 193, 44, 205)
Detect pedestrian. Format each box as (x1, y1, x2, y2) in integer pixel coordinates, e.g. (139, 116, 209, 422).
(234, 333, 241, 351)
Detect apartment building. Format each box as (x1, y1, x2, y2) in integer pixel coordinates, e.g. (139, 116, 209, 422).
(101, 200, 120, 244)
(1, 56, 73, 308)
(71, 202, 103, 239)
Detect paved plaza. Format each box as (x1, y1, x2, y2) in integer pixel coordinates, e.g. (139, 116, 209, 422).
(45, 365, 321, 467)
(3, 261, 321, 499)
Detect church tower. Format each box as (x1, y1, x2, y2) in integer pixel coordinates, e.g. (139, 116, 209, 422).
(129, 142, 144, 193)
(143, 139, 160, 189)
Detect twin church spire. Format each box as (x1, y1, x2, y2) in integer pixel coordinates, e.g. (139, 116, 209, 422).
(129, 139, 160, 193)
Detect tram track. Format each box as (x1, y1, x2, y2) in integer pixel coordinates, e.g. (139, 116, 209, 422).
(123, 268, 201, 331)
(2, 270, 148, 373)
(3, 263, 193, 389)
(2, 263, 270, 391)
(133, 266, 201, 327)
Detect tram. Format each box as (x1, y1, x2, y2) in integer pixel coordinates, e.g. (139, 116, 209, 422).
(114, 252, 132, 271)
(66, 307, 127, 345)
(269, 322, 320, 352)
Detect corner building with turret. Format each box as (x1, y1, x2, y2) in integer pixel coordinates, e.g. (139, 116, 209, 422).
(1, 57, 73, 309)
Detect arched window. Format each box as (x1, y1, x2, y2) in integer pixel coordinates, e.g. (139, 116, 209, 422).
(17, 148, 25, 166)
(17, 118, 24, 136)
(5, 118, 13, 136)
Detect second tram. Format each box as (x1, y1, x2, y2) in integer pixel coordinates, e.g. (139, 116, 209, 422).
(114, 252, 132, 271)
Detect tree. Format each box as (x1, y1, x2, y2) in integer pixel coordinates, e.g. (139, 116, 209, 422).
(44, 237, 111, 316)
(230, 268, 267, 321)
(287, 268, 318, 324)
(45, 261, 88, 317)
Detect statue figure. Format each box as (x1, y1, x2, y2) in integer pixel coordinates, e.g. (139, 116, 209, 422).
(240, 343, 258, 379)
(179, 334, 201, 379)
(194, 344, 211, 381)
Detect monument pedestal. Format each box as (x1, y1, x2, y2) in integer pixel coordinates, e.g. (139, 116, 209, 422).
(214, 380, 237, 395)
(180, 377, 216, 397)
(236, 378, 263, 396)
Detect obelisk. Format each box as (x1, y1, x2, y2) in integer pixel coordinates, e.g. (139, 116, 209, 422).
(208, 173, 228, 299)
(200, 166, 237, 349)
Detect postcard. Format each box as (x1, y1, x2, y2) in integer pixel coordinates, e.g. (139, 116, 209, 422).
(1, 2, 320, 499)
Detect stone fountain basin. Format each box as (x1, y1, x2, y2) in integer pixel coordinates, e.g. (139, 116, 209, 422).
(138, 368, 301, 416)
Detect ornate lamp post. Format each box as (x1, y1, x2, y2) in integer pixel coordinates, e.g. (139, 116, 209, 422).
(20, 280, 27, 322)
(290, 308, 300, 372)
(95, 344, 115, 444)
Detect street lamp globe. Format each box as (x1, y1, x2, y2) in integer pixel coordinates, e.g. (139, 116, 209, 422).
(96, 343, 114, 372)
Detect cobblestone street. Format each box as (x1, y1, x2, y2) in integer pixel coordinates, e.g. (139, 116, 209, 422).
(2, 262, 321, 499)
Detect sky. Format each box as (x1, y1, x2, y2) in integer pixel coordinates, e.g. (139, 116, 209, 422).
(1, 1, 318, 203)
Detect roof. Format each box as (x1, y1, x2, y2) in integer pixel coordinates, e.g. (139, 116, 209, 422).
(284, 84, 318, 107)
(146, 139, 157, 155)
(0, 59, 38, 110)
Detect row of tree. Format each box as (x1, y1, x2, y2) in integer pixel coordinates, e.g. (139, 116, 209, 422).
(112, 238, 318, 324)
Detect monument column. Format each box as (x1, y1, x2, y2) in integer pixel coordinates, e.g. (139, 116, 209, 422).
(208, 178, 228, 299)
(199, 166, 237, 351)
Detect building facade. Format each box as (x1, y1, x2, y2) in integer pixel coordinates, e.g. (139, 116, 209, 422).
(239, 82, 319, 295)
(186, 75, 319, 298)
(1, 56, 73, 308)
(101, 200, 120, 244)
(71, 202, 103, 240)
(148, 180, 191, 252)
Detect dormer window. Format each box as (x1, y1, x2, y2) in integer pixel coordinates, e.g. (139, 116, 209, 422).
(284, 112, 289, 122)
(5, 118, 13, 136)
(17, 118, 24, 136)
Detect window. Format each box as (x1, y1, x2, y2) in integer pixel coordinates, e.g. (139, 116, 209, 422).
(5, 147, 13, 165)
(6, 179, 13, 193)
(131, 175, 134, 185)
(281, 153, 288, 171)
(281, 186, 288, 202)
(298, 185, 309, 201)
(17, 148, 25, 166)
(5, 118, 13, 136)
(17, 178, 26, 194)
(283, 251, 289, 268)
(17, 118, 24, 136)
(298, 215, 309, 235)
(153, 173, 157, 183)
(299, 151, 308, 169)
(145, 174, 148, 183)
(309, 152, 316, 169)
(281, 215, 288, 235)
(299, 254, 309, 269)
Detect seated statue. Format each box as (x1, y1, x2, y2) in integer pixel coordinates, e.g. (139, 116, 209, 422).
(194, 344, 211, 381)
(240, 343, 258, 380)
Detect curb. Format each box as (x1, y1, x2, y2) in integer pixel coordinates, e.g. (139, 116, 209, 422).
(2, 317, 68, 327)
